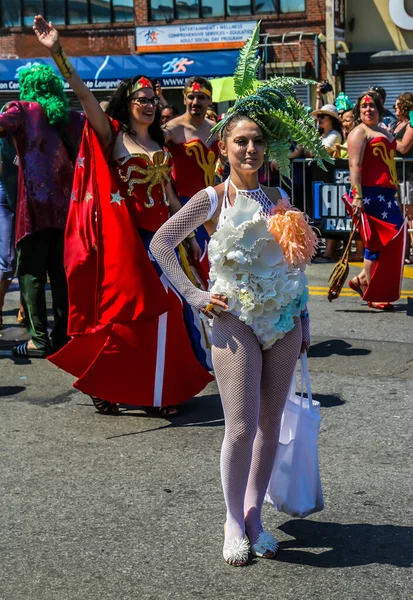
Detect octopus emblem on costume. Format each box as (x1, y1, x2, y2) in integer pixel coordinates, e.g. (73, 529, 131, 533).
(372, 141, 399, 188)
(117, 150, 172, 208)
(185, 141, 217, 187)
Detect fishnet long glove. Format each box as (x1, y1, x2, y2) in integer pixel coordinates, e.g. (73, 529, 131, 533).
(150, 190, 212, 311)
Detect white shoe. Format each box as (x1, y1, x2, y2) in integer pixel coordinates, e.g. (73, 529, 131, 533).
(249, 530, 279, 559)
(223, 536, 250, 567)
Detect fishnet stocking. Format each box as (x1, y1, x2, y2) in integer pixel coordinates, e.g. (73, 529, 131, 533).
(212, 311, 302, 551)
(151, 183, 306, 553)
(150, 190, 213, 310)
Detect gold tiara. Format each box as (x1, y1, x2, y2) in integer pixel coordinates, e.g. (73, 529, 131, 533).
(126, 77, 153, 98)
(184, 81, 211, 97)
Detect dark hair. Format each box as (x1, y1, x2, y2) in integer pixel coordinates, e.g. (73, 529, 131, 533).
(354, 91, 384, 125)
(341, 108, 354, 119)
(369, 85, 386, 103)
(321, 113, 343, 136)
(105, 75, 165, 148)
(183, 76, 213, 96)
(396, 92, 413, 120)
(162, 104, 179, 117)
(220, 114, 266, 144)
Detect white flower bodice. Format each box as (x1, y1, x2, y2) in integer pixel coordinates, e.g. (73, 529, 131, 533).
(207, 184, 308, 349)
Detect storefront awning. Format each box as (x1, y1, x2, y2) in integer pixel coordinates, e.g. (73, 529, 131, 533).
(0, 51, 240, 92)
(337, 50, 413, 70)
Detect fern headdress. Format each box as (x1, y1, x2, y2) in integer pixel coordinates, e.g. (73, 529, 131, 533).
(210, 22, 332, 179)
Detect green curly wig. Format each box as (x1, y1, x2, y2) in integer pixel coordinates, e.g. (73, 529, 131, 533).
(19, 64, 69, 125)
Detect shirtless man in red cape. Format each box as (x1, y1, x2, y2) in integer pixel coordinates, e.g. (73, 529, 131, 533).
(164, 77, 219, 286)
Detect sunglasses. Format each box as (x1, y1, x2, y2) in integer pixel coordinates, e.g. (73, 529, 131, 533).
(130, 96, 159, 107)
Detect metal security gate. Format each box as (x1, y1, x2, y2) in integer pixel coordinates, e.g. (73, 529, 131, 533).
(344, 69, 413, 107)
(294, 84, 310, 107)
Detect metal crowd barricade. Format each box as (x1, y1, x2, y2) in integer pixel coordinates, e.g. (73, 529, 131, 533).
(267, 157, 413, 236)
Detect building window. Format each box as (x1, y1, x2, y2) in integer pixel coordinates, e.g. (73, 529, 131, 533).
(0, 0, 134, 26)
(176, 0, 200, 19)
(1, 0, 21, 26)
(280, 0, 305, 11)
(227, 0, 252, 16)
(149, 0, 304, 19)
(202, 0, 225, 17)
(45, 0, 66, 25)
(255, 0, 276, 15)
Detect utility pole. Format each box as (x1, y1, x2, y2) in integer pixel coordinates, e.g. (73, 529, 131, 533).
(325, 0, 337, 102)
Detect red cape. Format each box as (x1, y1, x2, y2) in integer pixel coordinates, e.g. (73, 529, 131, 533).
(343, 194, 406, 302)
(65, 119, 171, 335)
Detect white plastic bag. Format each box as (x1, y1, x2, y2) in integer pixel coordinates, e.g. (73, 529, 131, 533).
(265, 353, 324, 517)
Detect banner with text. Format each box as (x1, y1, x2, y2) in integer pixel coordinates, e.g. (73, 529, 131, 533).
(136, 21, 257, 53)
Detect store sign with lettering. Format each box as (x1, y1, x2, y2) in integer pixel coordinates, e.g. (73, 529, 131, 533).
(313, 169, 352, 233)
(135, 21, 256, 53)
(389, 0, 413, 30)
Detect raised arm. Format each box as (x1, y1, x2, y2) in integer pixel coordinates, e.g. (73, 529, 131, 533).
(347, 126, 367, 217)
(396, 125, 413, 154)
(150, 189, 228, 313)
(33, 15, 111, 148)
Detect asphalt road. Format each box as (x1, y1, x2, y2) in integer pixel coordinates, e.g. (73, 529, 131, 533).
(1, 264, 412, 600)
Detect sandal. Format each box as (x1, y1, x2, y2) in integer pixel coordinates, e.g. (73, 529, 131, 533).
(144, 406, 180, 418)
(223, 536, 250, 567)
(367, 302, 395, 311)
(90, 397, 119, 415)
(348, 276, 366, 298)
(248, 530, 279, 559)
(12, 341, 49, 358)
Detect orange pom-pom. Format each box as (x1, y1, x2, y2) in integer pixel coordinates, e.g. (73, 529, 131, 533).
(267, 205, 318, 265)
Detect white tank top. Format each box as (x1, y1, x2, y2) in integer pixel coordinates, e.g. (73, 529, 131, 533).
(204, 178, 289, 228)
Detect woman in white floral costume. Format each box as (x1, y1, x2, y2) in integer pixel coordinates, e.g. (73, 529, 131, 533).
(151, 24, 330, 567)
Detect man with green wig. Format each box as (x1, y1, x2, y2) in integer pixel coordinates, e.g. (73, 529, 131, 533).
(0, 63, 84, 357)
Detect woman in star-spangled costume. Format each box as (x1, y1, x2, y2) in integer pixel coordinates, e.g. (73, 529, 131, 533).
(345, 91, 406, 310)
(33, 15, 213, 415)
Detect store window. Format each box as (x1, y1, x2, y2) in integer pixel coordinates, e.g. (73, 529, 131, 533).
(149, 0, 304, 19)
(0, 0, 134, 26)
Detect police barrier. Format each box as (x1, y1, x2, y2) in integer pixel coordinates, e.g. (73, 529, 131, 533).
(269, 157, 413, 238)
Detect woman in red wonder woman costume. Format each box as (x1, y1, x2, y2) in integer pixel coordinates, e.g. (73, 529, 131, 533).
(345, 91, 407, 310)
(33, 16, 213, 415)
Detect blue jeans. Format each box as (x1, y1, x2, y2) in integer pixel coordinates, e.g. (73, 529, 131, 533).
(0, 180, 15, 281)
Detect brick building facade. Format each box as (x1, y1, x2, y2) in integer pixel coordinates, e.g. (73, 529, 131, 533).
(0, 1, 328, 106)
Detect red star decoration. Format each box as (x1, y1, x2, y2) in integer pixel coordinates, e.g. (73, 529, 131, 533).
(191, 82, 201, 92)
(138, 77, 152, 89)
(362, 95, 373, 104)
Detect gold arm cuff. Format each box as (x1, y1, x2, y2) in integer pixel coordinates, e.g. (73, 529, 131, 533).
(352, 184, 363, 199)
(205, 303, 214, 312)
(51, 47, 74, 79)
